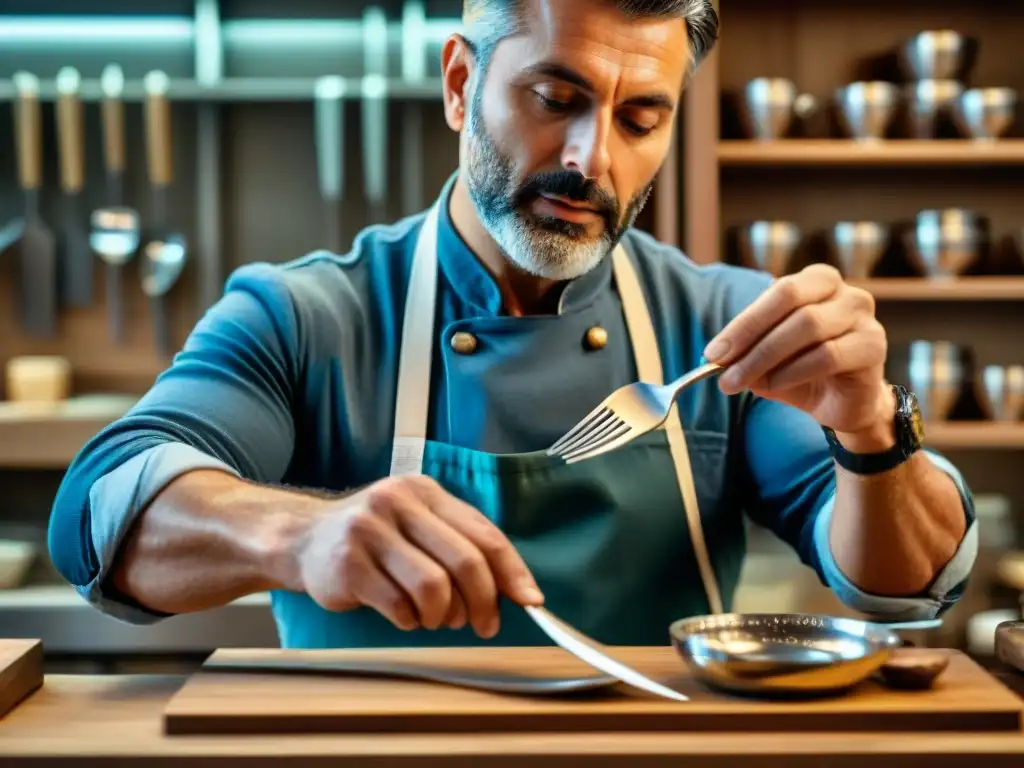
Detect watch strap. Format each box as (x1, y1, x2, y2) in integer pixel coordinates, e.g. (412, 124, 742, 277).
(823, 384, 922, 475)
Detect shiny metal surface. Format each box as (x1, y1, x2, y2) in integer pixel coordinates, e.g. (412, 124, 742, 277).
(205, 653, 620, 696)
(905, 340, 969, 421)
(953, 88, 1018, 141)
(670, 613, 902, 696)
(979, 364, 1024, 422)
(89, 207, 140, 267)
(828, 221, 888, 279)
(835, 82, 899, 142)
(739, 78, 817, 141)
(547, 361, 725, 464)
(737, 221, 800, 277)
(525, 605, 689, 701)
(898, 30, 970, 81)
(903, 79, 963, 139)
(905, 208, 982, 278)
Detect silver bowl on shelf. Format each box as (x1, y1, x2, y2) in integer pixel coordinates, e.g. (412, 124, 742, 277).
(904, 208, 983, 278)
(904, 340, 970, 422)
(736, 221, 801, 276)
(835, 82, 900, 142)
(897, 30, 971, 81)
(979, 365, 1024, 422)
(669, 613, 940, 697)
(952, 88, 1018, 141)
(828, 222, 889, 279)
(739, 78, 817, 141)
(903, 79, 963, 139)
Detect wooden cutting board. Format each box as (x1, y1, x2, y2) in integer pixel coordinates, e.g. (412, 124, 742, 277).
(0, 639, 43, 719)
(163, 646, 1023, 736)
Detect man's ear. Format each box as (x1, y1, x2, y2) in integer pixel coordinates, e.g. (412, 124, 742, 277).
(441, 33, 475, 131)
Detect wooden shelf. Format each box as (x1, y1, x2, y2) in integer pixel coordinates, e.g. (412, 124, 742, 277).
(0, 396, 136, 469)
(925, 422, 1024, 450)
(718, 140, 1024, 167)
(849, 278, 1024, 301)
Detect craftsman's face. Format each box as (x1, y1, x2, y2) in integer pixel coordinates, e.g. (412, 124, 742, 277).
(455, 0, 690, 280)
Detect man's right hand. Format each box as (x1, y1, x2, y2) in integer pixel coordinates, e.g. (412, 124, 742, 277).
(292, 475, 544, 639)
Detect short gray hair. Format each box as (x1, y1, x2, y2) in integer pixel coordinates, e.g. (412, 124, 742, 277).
(462, 0, 719, 76)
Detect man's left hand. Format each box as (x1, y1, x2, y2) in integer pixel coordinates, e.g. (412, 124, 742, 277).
(703, 264, 893, 440)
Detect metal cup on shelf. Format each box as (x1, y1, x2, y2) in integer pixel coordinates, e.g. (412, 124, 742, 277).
(903, 79, 963, 139)
(835, 82, 900, 142)
(978, 365, 1024, 422)
(897, 30, 971, 81)
(904, 340, 969, 422)
(952, 88, 1018, 141)
(827, 222, 888, 279)
(736, 221, 801, 277)
(903, 209, 983, 278)
(739, 78, 817, 141)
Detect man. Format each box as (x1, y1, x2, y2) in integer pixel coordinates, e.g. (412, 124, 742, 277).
(48, 0, 975, 648)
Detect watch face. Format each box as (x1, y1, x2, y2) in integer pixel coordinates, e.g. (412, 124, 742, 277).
(907, 392, 925, 445)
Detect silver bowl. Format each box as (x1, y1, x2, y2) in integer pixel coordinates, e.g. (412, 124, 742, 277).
(904, 208, 982, 278)
(739, 78, 817, 141)
(979, 364, 1024, 422)
(903, 79, 963, 139)
(905, 340, 969, 421)
(898, 30, 971, 81)
(736, 221, 801, 276)
(828, 221, 889, 279)
(953, 87, 1017, 141)
(835, 81, 900, 142)
(669, 613, 904, 696)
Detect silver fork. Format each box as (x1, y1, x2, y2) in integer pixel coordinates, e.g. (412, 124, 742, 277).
(547, 361, 726, 464)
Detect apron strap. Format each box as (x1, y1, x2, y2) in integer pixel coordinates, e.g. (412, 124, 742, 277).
(611, 246, 725, 615)
(389, 203, 441, 476)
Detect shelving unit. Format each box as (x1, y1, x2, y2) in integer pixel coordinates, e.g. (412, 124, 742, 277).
(718, 140, 1024, 167)
(676, 0, 1024, 650)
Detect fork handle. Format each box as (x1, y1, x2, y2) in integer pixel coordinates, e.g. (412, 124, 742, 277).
(670, 361, 726, 397)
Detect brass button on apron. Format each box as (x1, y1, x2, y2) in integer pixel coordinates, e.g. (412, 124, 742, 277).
(584, 326, 608, 350)
(450, 331, 478, 355)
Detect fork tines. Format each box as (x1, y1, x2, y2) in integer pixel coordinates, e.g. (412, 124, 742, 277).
(547, 405, 629, 460)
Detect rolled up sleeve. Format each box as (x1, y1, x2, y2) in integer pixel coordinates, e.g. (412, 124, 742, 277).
(812, 449, 977, 621)
(47, 263, 301, 624)
(740, 395, 976, 621)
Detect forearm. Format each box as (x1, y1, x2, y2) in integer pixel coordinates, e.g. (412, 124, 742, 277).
(110, 470, 323, 615)
(827, 397, 967, 597)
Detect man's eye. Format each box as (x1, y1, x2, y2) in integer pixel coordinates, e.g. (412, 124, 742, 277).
(622, 119, 656, 136)
(533, 91, 573, 112)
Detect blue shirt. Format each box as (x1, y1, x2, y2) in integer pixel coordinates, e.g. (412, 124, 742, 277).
(47, 178, 977, 627)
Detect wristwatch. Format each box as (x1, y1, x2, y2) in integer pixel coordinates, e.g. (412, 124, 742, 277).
(823, 383, 924, 475)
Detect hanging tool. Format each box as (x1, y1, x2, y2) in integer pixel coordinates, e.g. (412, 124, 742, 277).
(10, 71, 57, 338)
(314, 75, 346, 252)
(140, 70, 188, 356)
(401, 0, 427, 216)
(89, 63, 141, 343)
(362, 6, 389, 225)
(56, 66, 93, 307)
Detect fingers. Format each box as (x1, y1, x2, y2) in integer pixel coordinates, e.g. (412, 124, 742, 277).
(717, 288, 870, 395)
(444, 588, 468, 631)
(759, 320, 887, 392)
(421, 480, 544, 608)
(343, 545, 419, 631)
(705, 265, 843, 367)
(369, 522, 454, 631)
(395, 493, 502, 638)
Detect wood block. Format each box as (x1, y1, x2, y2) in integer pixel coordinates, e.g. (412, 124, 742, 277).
(0, 640, 43, 719)
(163, 646, 1023, 736)
(996, 621, 1024, 674)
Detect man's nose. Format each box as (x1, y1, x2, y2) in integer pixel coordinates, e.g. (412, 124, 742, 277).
(560, 109, 612, 180)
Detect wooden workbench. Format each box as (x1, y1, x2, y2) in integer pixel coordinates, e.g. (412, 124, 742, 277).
(1, 673, 1024, 766)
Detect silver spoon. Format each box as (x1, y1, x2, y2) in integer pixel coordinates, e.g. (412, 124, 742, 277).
(89, 64, 140, 343)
